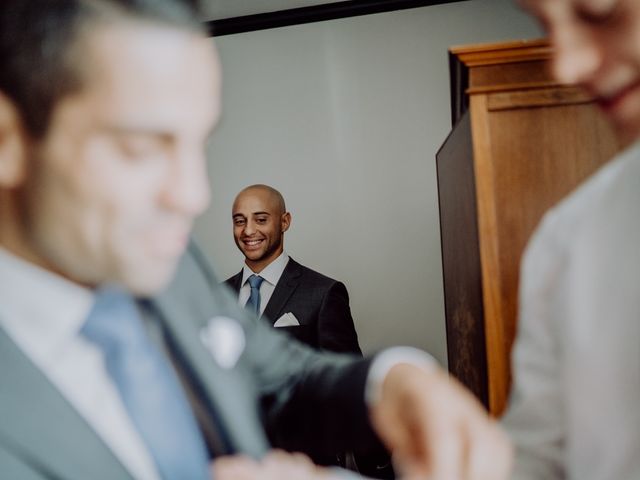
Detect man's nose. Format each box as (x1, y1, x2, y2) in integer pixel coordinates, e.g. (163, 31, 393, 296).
(161, 149, 211, 217)
(243, 220, 257, 235)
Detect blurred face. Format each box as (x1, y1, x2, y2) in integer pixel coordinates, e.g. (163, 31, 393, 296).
(520, 0, 640, 143)
(4, 22, 221, 295)
(232, 188, 290, 273)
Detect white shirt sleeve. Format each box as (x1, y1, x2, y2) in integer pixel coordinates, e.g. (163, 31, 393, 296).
(364, 346, 437, 406)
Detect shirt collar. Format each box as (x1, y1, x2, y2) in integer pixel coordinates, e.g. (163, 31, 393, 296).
(241, 251, 290, 287)
(0, 247, 94, 362)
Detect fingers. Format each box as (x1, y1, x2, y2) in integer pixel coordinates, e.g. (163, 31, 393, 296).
(214, 450, 339, 480)
(210, 455, 259, 480)
(262, 449, 316, 473)
(425, 412, 465, 480)
(404, 381, 468, 480)
(400, 419, 499, 480)
(465, 418, 513, 480)
(372, 363, 513, 480)
(425, 383, 511, 480)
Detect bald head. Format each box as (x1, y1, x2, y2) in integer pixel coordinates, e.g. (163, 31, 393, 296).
(232, 185, 291, 272)
(233, 184, 286, 215)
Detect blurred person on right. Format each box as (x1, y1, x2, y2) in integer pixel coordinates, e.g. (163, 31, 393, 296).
(0, 1, 511, 480)
(503, 1, 640, 479)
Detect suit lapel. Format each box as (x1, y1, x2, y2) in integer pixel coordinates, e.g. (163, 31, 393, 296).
(262, 259, 302, 324)
(225, 271, 243, 293)
(152, 259, 270, 458)
(0, 328, 134, 480)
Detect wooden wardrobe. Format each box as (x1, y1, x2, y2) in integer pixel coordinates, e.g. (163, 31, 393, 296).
(436, 39, 620, 415)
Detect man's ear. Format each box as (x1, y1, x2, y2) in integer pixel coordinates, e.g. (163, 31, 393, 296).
(0, 91, 28, 188)
(281, 212, 291, 233)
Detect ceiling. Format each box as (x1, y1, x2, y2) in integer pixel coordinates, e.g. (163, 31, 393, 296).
(200, 0, 344, 21)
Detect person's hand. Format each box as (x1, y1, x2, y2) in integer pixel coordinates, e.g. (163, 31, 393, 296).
(370, 363, 512, 480)
(211, 450, 341, 480)
(210, 454, 257, 479)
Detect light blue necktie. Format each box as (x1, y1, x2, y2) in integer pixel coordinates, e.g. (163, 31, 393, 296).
(245, 275, 264, 316)
(81, 287, 209, 480)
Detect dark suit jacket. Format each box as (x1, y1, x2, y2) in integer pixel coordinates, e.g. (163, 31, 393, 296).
(0, 245, 382, 479)
(225, 258, 361, 355)
(224, 259, 396, 476)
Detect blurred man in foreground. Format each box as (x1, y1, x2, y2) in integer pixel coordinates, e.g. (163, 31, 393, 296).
(503, 1, 640, 479)
(0, 1, 510, 479)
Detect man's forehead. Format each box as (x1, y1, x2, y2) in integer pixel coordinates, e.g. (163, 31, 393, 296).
(234, 190, 279, 210)
(518, 0, 619, 15)
(79, 20, 218, 83)
(233, 210, 271, 217)
(71, 20, 221, 136)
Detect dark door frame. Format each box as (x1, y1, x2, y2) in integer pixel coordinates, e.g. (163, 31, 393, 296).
(206, 0, 464, 36)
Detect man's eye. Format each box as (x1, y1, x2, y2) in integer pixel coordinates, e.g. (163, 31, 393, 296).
(234, 220, 245, 226)
(255, 218, 267, 224)
(576, 0, 620, 25)
(118, 137, 164, 159)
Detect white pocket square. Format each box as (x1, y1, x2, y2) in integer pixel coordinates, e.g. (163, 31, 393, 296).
(200, 316, 246, 369)
(273, 312, 300, 327)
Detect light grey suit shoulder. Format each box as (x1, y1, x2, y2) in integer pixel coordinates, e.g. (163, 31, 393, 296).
(0, 244, 379, 479)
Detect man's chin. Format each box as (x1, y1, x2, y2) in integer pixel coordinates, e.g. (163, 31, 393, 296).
(123, 260, 180, 297)
(242, 249, 267, 262)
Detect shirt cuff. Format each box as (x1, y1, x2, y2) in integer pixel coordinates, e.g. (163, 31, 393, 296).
(327, 466, 370, 479)
(364, 346, 437, 406)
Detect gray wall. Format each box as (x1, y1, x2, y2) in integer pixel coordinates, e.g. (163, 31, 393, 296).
(194, 0, 541, 364)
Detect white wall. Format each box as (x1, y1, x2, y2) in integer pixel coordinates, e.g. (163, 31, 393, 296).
(193, 0, 541, 363)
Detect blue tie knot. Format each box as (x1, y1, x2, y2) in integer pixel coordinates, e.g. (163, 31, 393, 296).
(248, 274, 264, 289)
(81, 287, 146, 351)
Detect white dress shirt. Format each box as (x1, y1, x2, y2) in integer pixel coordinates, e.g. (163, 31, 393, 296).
(235, 252, 436, 405)
(502, 140, 640, 480)
(238, 252, 290, 316)
(0, 248, 160, 480)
